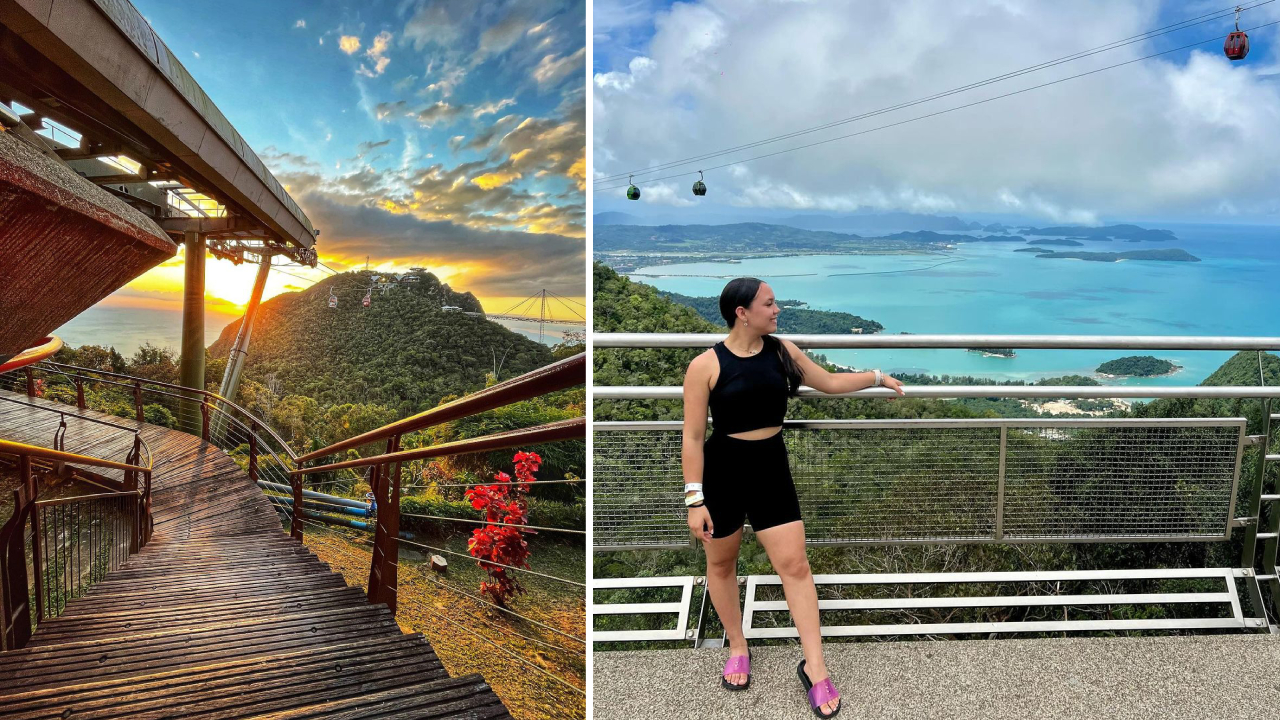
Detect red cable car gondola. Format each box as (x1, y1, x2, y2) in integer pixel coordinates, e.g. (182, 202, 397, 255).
(1225, 6, 1249, 61)
(1225, 31, 1249, 60)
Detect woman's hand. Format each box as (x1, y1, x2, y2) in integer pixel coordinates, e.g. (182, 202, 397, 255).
(688, 505, 714, 542)
(882, 374, 906, 397)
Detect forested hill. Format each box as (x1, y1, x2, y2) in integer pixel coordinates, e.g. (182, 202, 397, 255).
(657, 289, 884, 334)
(211, 270, 554, 414)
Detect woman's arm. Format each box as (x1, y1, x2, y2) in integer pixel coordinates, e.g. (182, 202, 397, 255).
(780, 338, 906, 396)
(682, 352, 714, 541)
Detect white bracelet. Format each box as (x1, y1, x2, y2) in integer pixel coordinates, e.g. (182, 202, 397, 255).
(873, 368, 883, 387)
(684, 491, 706, 507)
(684, 483, 703, 493)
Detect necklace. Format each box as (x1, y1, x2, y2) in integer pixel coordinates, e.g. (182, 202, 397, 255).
(728, 339, 763, 356)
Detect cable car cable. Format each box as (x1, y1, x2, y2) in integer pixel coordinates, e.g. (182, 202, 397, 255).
(597, 0, 1273, 185)
(596, 18, 1280, 192)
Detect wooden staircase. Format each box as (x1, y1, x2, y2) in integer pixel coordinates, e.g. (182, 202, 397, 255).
(0, 396, 512, 718)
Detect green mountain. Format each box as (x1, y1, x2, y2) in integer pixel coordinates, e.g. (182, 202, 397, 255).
(210, 270, 555, 414)
(1020, 224, 1177, 242)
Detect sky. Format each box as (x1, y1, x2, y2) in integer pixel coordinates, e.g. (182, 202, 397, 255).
(593, 0, 1280, 226)
(63, 0, 586, 350)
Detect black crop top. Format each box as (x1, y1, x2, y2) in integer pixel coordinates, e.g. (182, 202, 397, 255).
(707, 335, 789, 435)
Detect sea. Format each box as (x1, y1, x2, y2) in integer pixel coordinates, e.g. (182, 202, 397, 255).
(624, 222, 1280, 387)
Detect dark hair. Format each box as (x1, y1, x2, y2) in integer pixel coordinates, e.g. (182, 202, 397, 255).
(718, 277, 803, 397)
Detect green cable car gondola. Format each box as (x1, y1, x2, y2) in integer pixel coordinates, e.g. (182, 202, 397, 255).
(626, 175, 640, 200)
(692, 170, 707, 197)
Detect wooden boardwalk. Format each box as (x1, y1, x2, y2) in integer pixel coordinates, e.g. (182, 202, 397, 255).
(0, 391, 512, 718)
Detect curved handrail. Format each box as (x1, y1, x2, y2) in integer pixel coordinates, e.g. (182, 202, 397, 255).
(294, 353, 586, 463)
(34, 360, 298, 460)
(0, 438, 148, 474)
(0, 336, 63, 374)
(0, 393, 153, 474)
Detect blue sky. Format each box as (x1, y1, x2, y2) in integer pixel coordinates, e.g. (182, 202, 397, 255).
(132, 0, 585, 302)
(592, 0, 1280, 225)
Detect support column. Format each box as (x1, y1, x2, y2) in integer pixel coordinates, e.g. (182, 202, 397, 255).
(179, 232, 205, 434)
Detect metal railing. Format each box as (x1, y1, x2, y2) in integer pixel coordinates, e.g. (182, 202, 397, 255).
(0, 443, 151, 650)
(591, 333, 1280, 642)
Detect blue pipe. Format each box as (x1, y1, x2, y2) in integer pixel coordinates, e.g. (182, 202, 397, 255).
(257, 480, 370, 510)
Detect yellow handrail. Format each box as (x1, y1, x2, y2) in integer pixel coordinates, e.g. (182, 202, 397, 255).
(0, 437, 148, 473)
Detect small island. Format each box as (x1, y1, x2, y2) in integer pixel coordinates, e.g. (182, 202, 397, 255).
(1034, 249, 1201, 262)
(1014, 247, 1050, 253)
(1030, 238, 1084, 247)
(1097, 355, 1182, 377)
(968, 348, 1016, 358)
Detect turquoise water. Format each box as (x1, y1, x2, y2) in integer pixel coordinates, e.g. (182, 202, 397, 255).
(627, 223, 1280, 386)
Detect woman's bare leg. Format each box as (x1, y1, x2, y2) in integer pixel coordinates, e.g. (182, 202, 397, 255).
(755, 520, 839, 715)
(703, 527, 747, 685)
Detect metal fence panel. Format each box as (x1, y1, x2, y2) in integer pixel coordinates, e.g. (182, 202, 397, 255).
(593, 419, 1246, 550)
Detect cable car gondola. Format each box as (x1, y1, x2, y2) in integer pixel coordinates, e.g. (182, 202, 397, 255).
(1225, 6, 1249, 61)
(626, 175, 640, 200)
(692, 170, 707, 197)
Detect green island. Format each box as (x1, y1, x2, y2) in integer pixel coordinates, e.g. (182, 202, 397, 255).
(966, 348, 1016, 358)
(1096, 355, 1181, 377)
(657, 290, 883, 334)
(1034, 249, 1200, 262)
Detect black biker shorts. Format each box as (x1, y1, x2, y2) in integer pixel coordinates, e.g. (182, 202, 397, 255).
(701, 430, 802, 538)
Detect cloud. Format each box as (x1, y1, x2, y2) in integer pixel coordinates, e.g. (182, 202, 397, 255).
(474, 98, 517, 118)
(282, 188, 584, 298)
(192, 51, 200, 59)
(424, 63, 467, 97)
(593, 1, 1280, 221)
(472, 169, 523, 189)
(357, 30, 393, 76)
(393, 75, 418, 91)
(375, 100, 407, 120)
(533, 47, 584, 87)
(339, 35, 360, 54)
(260, 146, 321, 170)
(294, 19, 306, 29)
(478, 12, 529, 57)
(464, 113, 522, 150)
(357, 139, 393, 154)
(414, 101, 466, 127)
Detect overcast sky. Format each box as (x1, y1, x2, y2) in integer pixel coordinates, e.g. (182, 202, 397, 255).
(593, 0, 1280, 225)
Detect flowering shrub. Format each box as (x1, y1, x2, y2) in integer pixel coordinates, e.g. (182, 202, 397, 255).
(32, 379, 45, 398)
(464, 450, 540, 606)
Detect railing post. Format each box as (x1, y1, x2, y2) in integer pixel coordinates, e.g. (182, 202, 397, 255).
(247, 424, 259, 484)
(367, 435, 402, 614)
(24, 368, 34, 397)
(291, 466, 305, 541)
(1, 485, 33, 650)
(75, 377, 85, 410)
(200, 397, 210, 442)
(133, 381, 144, 423)
(143, 470, 153, 547)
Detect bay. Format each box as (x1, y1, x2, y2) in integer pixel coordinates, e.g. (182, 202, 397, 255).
(625, 222, 1280, 386)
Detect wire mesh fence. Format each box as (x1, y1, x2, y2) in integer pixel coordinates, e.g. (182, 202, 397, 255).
(593, 419, 1246, 549)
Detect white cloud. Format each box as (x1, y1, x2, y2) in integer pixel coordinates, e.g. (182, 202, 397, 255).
(192, 51, 200, 59)
(474, 98, 517, 118)
(533, 47, 585, 87)
(339, 35, 360, 54)
(594, 0, 1280, 220)
(294, 19, 306, 29)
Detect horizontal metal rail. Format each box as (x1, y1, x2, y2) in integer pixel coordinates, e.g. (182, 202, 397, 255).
(0, 438, 147, 474)
(295, 353, 585, 463)
(593, 333, 1280, 350)
(596, 385, 1280, 399)
(295, 417, 585, 474)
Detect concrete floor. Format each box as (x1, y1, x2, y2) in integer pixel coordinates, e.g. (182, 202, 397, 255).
(593, 633, 1280, 719)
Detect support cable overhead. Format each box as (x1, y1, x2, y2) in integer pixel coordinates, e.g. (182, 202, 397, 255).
(597, 2, 1276, 190)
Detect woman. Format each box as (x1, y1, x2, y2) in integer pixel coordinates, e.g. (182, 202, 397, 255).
(681, 277, 905, 718)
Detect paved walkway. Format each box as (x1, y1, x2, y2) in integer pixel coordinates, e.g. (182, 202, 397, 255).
(0, 393, 511, 718)
(594, 633, 1280, 719)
